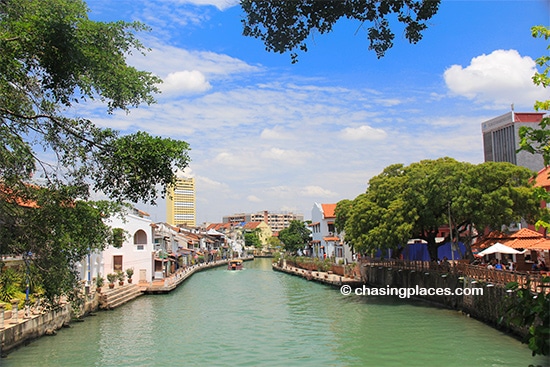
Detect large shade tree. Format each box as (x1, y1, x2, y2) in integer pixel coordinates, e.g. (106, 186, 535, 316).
(0, 0, 190, 304)
(241, 0, 441, 62)
(341, 158, 541, 260)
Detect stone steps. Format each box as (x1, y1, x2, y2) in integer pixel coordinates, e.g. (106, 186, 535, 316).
(99, 284, 143, 310)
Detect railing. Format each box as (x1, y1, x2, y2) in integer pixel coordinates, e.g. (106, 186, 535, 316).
(361, 259, 550, 293)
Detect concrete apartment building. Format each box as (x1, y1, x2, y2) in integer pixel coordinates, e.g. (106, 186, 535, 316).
(481, 111, 546, 172)
(222, 210, 304, 232)
(166, 177, 196, 227)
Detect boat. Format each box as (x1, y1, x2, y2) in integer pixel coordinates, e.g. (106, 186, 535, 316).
(228, 259, 243, 270)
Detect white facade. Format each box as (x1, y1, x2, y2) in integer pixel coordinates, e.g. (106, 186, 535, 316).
(100, 210, 154, 284)
(310, 203, 352, 263)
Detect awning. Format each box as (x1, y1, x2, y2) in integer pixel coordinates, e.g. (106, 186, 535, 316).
(477, 242, 524, 256)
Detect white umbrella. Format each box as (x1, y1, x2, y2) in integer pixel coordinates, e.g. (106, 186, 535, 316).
(477, 242, 524, 256)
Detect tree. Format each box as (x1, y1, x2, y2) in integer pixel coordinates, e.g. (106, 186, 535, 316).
(244, 230, 262, 249)
(505, 25, 550, 358)
(334, 199, 352, 234)
(342, 159, 540, 259)
(278, 220, 311, 254)
(267, 236, 281, 249)
(241, 0, 441, 62)
(0, 0, 190, 304)
(518, 25, 550, 229)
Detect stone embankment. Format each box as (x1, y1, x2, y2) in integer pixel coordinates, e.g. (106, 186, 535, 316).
(272, 260, 363, 288)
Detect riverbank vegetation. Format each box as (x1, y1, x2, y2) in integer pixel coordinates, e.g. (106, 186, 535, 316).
(335, 158, 541, 262)
(0, 0, 190, 307)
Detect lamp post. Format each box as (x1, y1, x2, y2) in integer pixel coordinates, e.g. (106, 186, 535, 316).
(448, 202, 455, 262)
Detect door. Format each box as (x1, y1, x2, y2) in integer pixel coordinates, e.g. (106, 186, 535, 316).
(113, 255, 123, 271)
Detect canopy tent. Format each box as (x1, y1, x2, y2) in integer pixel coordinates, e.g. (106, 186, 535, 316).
(477, 242, 524, 256)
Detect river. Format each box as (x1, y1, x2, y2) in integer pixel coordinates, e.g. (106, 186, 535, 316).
(2, 258, 549, 366)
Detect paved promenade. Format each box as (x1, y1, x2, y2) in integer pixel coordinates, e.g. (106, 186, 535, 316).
(272, 262, 363, 288)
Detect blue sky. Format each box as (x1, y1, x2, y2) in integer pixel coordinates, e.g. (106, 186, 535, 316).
(85, 0, 549, 223)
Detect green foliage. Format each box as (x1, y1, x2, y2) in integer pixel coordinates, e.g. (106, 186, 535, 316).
(0, 0, 191, 305)
(342, 158, 539, 259)
(278, 220, 311, 254)
(95, 275, 104, 288)
(111, 228, 126, 249)
(125, 268, 134, 279)
(116, 270, 125, 282)
(503, 278, 550, 356)
(106, 273, 117, 284)
(334, 199, 352, 234)
(0, 267, 25, 303)
(517, 26, 550, 230)
(244, 230, 262, 249)
(241, 0, 441, 62)
(267, 236, 281, 249)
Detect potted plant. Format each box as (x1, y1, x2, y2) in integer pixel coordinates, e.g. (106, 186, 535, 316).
(116, 270, 125, 286)
(106, 273, 117, 289)
(125, 268, 134, 284)
(95, 275, 105, 293)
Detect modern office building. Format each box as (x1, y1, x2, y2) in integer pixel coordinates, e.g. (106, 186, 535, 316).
(481, 111, 546, 172)
(166, 177, 196, 227)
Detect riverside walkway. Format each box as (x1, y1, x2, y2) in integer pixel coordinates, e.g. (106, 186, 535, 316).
(272, 261, 363, 288)
(142, 256, 254, 294)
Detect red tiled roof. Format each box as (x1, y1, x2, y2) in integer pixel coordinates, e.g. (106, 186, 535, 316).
(321, 203, 337, 218)
(533, 166, 550, 189)
(476, 228, 548, 250)
(243, 221, 262, 230)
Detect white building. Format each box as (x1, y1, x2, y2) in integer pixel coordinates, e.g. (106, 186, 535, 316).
(100, 208, 154, 284)
(310, 203, 352, 263)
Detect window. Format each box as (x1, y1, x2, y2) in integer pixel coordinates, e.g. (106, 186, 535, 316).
(134, 230, 147, 245)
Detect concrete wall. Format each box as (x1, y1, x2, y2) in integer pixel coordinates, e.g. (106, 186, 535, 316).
(1, 293, 100, 356)
(360, 264, 524, 336)
(1, 305, 71, 355)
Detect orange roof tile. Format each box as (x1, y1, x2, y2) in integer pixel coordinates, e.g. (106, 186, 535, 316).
(533, 166, 550, 189)
(243, 221, 262, 230)
(321, 203, 337, 218)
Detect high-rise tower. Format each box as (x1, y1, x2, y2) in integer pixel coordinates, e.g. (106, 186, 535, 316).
(166, 177, 196, 227)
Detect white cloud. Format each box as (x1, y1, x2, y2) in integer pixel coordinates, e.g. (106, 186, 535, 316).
(162, 70, 212, 94)
(260, 126, 294, 140)
(339, 125, 388, 141)
(444, 49, 546, 108)
(128, 42, 261, 84)
(261, 148, 312, 165)
(171, 0, 238, 11)
(299, 186, 339, 198)
(247, 195, 262, 203)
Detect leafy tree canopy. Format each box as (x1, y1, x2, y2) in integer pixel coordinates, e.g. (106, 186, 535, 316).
(244, 230, 262, 249)
(241, 0, 441, 62)
(341, 158, 541, 259)
(0, 0, 190, 304)
(278, 220, 311, 254)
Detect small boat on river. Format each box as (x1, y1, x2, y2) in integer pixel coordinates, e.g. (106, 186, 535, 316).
(228, 259, 243, 270)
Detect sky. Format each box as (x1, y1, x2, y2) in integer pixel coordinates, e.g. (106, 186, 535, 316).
(84, 0, 550, 223)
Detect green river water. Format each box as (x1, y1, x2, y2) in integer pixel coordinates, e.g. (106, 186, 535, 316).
(2, 258, 549, 367)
